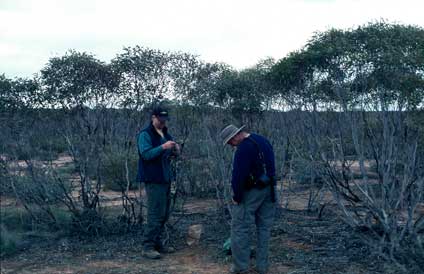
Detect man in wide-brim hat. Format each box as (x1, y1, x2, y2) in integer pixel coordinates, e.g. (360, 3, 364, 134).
(219, 124, 276, 274)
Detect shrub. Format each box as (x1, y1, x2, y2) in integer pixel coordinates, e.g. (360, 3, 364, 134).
(101, 152, 138, 191)
(0, 225, 19, 257)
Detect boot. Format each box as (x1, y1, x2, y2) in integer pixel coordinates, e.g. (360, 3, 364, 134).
(142, 249, 161, 259)
(157, 245, 175, 254)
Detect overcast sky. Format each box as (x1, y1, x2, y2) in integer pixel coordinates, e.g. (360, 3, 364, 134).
(1, 0, 423, 78)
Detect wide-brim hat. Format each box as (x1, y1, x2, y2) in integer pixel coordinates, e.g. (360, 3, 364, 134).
(219, 124, 246, 146)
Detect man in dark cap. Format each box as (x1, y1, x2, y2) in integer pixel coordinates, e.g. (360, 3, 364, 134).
(220, 124, 276, 274)
(137, 106, 180, 259)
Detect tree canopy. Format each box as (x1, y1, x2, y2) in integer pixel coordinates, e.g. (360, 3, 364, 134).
(269, 21, 424, 110)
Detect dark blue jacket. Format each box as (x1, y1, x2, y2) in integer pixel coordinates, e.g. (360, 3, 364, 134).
(231, 133, 275, 203)
(136, 123, 174, 184)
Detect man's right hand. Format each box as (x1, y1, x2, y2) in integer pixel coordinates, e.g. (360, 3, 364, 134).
(162, 141, 176, 150)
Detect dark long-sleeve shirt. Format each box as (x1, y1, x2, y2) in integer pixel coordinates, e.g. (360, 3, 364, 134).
(231, 133, 276, 203)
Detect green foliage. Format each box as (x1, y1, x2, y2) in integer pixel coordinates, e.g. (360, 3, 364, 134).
(202, 59, 276, 115)
(71, 208, 105, 236)
(111, 46, 175, 108)
(0, 159, 12, 196)
(0, 74, 39, 110)
(175, 63, 214, 104)
(270, 21, 424, 110)
(101, 151, 138, 191)
(11, 174, 68, 208)
(0, 224, 18, 257)
(0, 207, 32, 232)
(28, 135, 68, 161)
(0, 206, 72, 257)
(40, 50, 118, 108)
(214, 69, 264, 114)
(0, 206, 70, 232)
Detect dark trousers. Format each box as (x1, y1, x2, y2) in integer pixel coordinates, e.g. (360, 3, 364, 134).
(143, 183, 171, 250)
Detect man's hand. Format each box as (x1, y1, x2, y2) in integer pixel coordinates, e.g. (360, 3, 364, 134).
(232, 198, 239, 205)
(173, 143, 182, 155)
(162, 141, 176, 150)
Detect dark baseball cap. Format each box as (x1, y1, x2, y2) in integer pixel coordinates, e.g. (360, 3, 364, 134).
(151, 106, 169, 120)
